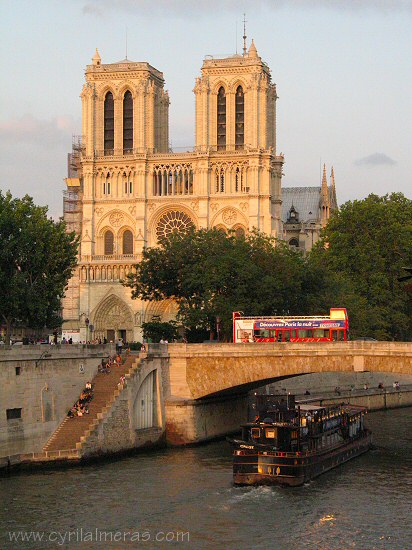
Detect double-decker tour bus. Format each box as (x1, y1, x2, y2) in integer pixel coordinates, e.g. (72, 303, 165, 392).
(233, 308, 349, 343)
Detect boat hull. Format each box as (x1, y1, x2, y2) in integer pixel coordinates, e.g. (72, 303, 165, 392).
(233, 430, 372, 487)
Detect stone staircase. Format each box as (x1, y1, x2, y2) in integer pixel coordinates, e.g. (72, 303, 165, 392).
(43, 355, 139, 453)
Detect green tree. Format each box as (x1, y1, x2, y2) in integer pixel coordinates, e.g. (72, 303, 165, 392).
(125, 228, 305, 340)
(0, 192, 79, 343)
(140, 317, 179, 343)
(308, 193, 412, 340)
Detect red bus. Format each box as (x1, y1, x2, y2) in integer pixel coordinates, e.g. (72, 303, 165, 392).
(233, 308, 349, 343)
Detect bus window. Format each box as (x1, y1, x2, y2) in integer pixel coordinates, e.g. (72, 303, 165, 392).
(269, 330, 276, 340)
(313, 329, 329, 338)
(283, 331, 291, 342)
(298, 330, 310, 338)
(239, 330, 252, 342)
(277, 331, 282, 342)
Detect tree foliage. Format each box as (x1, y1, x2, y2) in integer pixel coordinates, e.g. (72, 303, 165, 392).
(140, 317, 179, 343)
(0, 191, 79, 342)
(125, 228, 305, 340)
(308, 193, 412, 340)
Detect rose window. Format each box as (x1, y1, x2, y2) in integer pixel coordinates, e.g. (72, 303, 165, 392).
(156, 210, 194, 239)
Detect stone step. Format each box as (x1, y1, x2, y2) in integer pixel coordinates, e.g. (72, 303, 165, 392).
(43, 356, 137, 452)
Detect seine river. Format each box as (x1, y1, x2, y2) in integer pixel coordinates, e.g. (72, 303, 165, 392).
(1, 408, 411, 550)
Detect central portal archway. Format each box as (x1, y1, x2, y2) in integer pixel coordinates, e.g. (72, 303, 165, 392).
(93, 294, 134, 342)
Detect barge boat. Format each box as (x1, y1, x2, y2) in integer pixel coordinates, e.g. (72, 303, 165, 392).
(228, 394, 372, 486)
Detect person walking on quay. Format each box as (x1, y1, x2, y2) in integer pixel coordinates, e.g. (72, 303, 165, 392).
(116, 337, 123, 354)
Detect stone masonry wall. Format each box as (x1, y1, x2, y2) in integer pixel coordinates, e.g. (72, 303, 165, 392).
(165, 395, 248, 445)
(0, 347, 109, 454)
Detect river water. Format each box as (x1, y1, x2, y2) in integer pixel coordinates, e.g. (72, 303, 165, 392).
(1, 408, 411, 550)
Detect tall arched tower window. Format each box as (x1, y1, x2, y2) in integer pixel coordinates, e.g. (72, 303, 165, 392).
(104, 92, 114, 154)
(235, 86, 244, 150)
(217, 87, 226, 151)
(123, 91, 133, 153)
(104, 230, 114, 255)
(122, 230, 133, 254)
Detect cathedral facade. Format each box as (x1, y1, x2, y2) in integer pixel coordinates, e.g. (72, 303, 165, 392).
(62, 41, 334, 342)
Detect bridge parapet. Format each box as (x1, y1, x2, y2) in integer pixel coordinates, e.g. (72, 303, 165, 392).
(165, 342, 412, 400)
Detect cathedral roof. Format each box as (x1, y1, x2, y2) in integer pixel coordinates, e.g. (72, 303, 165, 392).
(115, 58, 136, 64)
(282, 187, 322, 223)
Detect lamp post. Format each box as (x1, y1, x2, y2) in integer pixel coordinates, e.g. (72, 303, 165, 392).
(85, 317, 89, 347)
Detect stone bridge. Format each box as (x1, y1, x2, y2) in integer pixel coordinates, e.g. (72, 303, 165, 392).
(161, 341, 412, 444)
(166, 341, 412, 400)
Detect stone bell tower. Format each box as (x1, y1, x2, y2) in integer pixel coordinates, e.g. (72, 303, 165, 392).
(193, 39, 283, 237)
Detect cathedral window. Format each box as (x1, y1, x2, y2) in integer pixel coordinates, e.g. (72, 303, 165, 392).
(122, 230, 133, 254)
(217, 87, 226, 150)
(289, 238, 299, 248)
(235, 86, 244, 150)
(156, 211, 194, 240)
(214, 167, 225, 193)
(104, 92, 114, 154)
(103, 174, 111, 195)
(104, 230, 114, 255)
(123, 91, 133, 153)
(235, 166, 245, 192)
(123, 173, 133, 195)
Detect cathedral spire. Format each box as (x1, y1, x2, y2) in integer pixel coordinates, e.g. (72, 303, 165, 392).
(320, 163, 330, 227)
(321, 163, 328, 197)
(242, 13, 247, 57)
(330, 166, 338, 209)
(330, 166, 335, 188)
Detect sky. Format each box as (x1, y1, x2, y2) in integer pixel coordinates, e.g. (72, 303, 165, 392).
(0, 0, 411, 218)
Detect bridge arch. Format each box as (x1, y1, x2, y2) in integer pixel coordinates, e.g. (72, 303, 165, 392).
(167, 342, 412, 399)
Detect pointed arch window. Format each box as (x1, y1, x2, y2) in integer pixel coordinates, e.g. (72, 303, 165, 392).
(123, 91, 133, 153)
(122, 230, 133, 254)
(235, 86, 244, 150)
(217, 87, 226, 150)
(104, 230, 114, 255)
(104, 92, 114, 154)
(103, 173, 111, 195)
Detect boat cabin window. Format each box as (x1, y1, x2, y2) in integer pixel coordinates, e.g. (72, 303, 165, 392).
(251, 428, 260, 438)
(297, 329, 310, 338)
(265, 428, 277, 439)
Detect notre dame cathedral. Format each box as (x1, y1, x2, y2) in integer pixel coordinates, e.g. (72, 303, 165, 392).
(62, 40, 337, 342)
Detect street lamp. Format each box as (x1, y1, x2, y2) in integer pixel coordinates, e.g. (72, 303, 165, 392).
(85, 317, 89, 347)
(216, 316, 221, 342)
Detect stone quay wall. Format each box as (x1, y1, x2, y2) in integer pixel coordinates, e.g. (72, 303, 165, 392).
(79, 356, 166, 458)
(0, 345, 112, 454)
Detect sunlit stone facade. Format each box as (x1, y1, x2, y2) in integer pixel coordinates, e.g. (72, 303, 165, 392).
(62, 42, 333, 342)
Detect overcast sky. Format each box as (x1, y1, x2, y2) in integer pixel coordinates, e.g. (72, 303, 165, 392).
(1, 0, 411, 218)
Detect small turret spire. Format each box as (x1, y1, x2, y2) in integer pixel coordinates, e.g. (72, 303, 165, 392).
(92, 48, 101, 66)
(249, 39, 258, 58)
